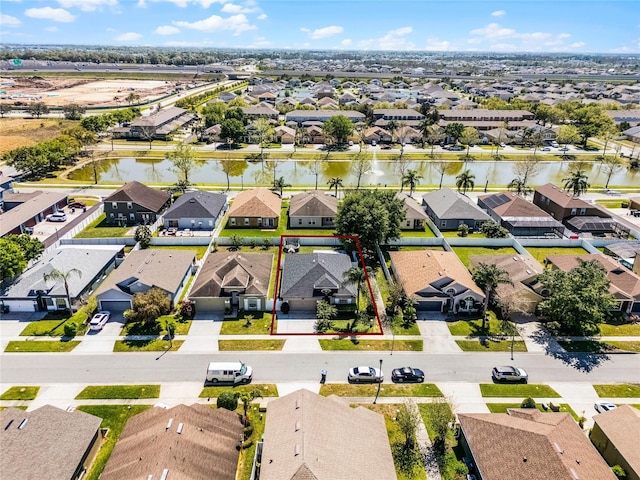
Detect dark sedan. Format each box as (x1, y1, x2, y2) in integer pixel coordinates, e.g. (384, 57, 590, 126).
(391, 367, 425, 383)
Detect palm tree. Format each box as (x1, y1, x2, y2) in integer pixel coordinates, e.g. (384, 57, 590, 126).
(387, 120, 398, 143)
(455, 169, 476, 195)
(418, 118, 433, 148)
(327, 177, 343, 197)
(471, 263, 512, 329)
(402, 169, 422, 197)
(238, 389, 262, 426)
(562, 170, 590, 197)
(43, 268, 82, 312)
(507, 177, 531, 197)
(342, 266, 373, 313)
(271, 176, 291, 196)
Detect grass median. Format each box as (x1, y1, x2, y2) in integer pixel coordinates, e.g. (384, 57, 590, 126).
(199, 384, 278, 398)
(113, 339, 183, 352)
(75, 385, 161, 400)
(480, 384, 560, 398)
(4, 340, 80, 352)
(456, 339, 527, 352)
(319, 383, 443, 397)
(218, 340, 285, 351)
(319, 339, 423, 351)
(486, 402, 579, 420)
(0, 386, 40, 401)
(593, 384, 640, 398)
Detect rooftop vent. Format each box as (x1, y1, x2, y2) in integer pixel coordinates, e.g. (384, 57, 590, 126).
(553, 442, 564, 454)
(17, 418, 28, 430)
(295, 399, 301, 410)
(295, 421, 301, 432)
(177, 423, 184, 434)
(294, 444, 300, 457)
(160, 469, 169, 480)
(166, 418, 173, 431)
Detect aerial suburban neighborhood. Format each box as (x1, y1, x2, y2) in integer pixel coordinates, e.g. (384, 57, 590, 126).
(1, 1, 640, 478)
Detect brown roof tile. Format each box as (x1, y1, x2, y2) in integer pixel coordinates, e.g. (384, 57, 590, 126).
(105, 181, 171, 213)
(227, 188, 281, 218)
(536, 183, 592, 209)
(289, 190, 338, 218)
(592, 405, 640, 476)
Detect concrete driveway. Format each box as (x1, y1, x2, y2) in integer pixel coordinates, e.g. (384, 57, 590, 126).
(71, 312, 125, 354)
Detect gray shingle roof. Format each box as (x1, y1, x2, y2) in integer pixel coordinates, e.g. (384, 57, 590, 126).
(289, 190, 338, 218)
(280, 252, 356, 298)
(163, 191, 227, 220)
(422, 188, 491, 222)
(105, 181, 171, 213)
(0, 190, 68, 237)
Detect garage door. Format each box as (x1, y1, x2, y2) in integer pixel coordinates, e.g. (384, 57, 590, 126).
(418, 301, 442, 312)
(99, 300, 132, 312)
(4, 300, 37, 313)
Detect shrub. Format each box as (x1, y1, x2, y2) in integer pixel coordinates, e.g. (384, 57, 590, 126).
(612, 465, 627, 479)
(243, 424, 254, 440)
(178, 300, 193, 319)
(250, 238, 258, 249)
(134, 225, 152, 249)
(457, 224, 469, 237)
(230, 234, 243, 251)
(217, 391, 239, 411)
(481, 221, 509, 238)
(521, 397, 537, 409)
(63, 322, 77, 337)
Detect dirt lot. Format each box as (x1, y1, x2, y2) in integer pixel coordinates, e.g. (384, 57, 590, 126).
(0, 76, 182, 107)
(0, 118, 77, 155)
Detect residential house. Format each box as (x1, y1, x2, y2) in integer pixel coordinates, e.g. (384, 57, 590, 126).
(362, 126, 392, 144)
(422, 188, 491, 231)
(189, 252, 272, 313)
(123, 106, 196, 140)
(373, 108, 425, 127)
(0, 405, 103, 480)
(605, 109, 640, 125)
(630, 197, 640, 211)
(622, 125, 640, 143)
(304, 125, 326, 144)
(285, 110, 365, 125)
(458, 409, 617, 480)
(274, 125, 296, 144)
(397, 192, 429, 230)
(163, 191, 227, 231)
(100, 404, 243, 480)
(390, 250, 485, 313)
(478, 192, 565, 237)
(279, 252, 356, 311)
(95, 249, 196, 311)
(468, 254, 544, 314)
(439, 109, 536, 132)
(241, 105, 279, 121)
(288, 190, 338, 229)
(545, 254, 640, 313)
(0, 171, 15, 208)
(226, 188, 281, 229)
(1, 245, 124, 312)
(103, 181, 171, 226)
(257, 389, 396, 480)
(590, 405, 640, 480)
(0, 190, 68, 237)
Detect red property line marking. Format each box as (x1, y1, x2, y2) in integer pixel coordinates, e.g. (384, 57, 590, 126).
(270, 234, 382, 336)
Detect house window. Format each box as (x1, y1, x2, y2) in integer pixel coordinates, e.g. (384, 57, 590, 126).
(570, 208, 576, 215)
(109, 213, 114, 218)
(127, 202, 133, 209)
(208, 220, 214, 227)
(298, 219, 302, 225)
(230, 218, 236, 226)
(129, 213, 135, 220)
(111, 202, 118, 209)
(244, 218, 250, 225)
(580, 208, 586, 215)
(441, 221, 447, 228)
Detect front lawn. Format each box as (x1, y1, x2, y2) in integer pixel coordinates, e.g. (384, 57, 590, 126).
(4, 340, 80, 352)
(593, 384, 640, 398)
(319, 339, 423, 351)
(595, 199, 629, 208)
(452, 246, 518, 268)
(479, 384, 560, 398)
(218, 339, 285, 350)
(456, 339, 527, 352)
(75, 385, 161, 399)
(19, 313, 89, 337)
(219, 313, 274, 335)
(320, 383, 443, 397)
(113, 339, 183, 352)
(74, 213, 130, 238)
(486, 402, 579, 420)
(77, 405, 151, 480)
(446, 311, 507, 336)
(598, 320, 640, 336)
(199, 384, 278, 398)
(0, 386, 40, 400)
(392, 321, 421, 336)
(236, 402, 266, 480)
(525, 247, 588, 263)
(558, 340, 640, 353)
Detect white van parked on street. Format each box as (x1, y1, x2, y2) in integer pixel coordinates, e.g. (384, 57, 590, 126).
(206, 361, 253, 384)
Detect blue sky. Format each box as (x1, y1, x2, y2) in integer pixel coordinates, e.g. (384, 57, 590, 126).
(0, 0, 638, 53)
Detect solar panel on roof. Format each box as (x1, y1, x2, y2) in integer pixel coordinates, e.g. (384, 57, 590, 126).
(483, 194, 511, 209)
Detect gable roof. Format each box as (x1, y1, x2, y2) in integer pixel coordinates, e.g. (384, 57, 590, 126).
(259, 389, 396, 480)
(0, 190, 68, 237)
(289, 190, 338, 218)
(189, 252, 273, 298)
(104, 181, 171, 213)
(163, 191, 227, 220)
(422, 188, 491, 221)
(535, 183, 593, 210)
(280, 252, 356, 298)
(227, 188, 281, 218)
(459, 409, 617, 480)
(131, 106, 187, 127)
(0, 405, 102, 480)
(468, 254, 544, 302)
(592, 405, 640, 476)
(479, 192, 551, 218)
(397, 192, 429, 221)
(100, 404, 243, 480)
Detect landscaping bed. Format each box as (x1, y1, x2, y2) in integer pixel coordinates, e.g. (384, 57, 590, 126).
(486, 402, 579, 420)
(199, 384, 278, 398)
(455, 339, 527, 352)
(479, 384, 560, 398)
(4, 340, 80, 352)
(319, 339, 423, 351)
(75, 385, 161, 399)
(320, 383, 443, 397)
(0, 386, 40, 401)
(113, 339, 183, 352)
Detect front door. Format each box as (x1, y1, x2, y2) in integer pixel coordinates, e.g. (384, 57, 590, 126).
(231, 291, 239, 307)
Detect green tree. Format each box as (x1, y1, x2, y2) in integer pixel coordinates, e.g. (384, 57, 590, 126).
(327, 177, 343, 197)
(5, 234, 44, 262)
(457, 224, 469, 237)
(386, 119, 399, 143)
(62, 103, 86, 120)
(301, 155, 326, 190)
(271, 176, 291, 196)
(455, 169, 475, 194)
(423, 398, 455, 454)
(128, 287, 172, 325)
(238, 389, 263, 426)
(252, 117, 274, 159)
(396, 401, 421, 450)
(322, 115, 354, 145)
(315, 300, 337, 332)
(426, 124, 444, 156)
(538, 260, 616, 335)
(134, 225, 152, 249)
(217, 391, 239, 411)
(217, 158, 248, 191)
(459, 126, 480, 160)
(472, 263, 512, 323)
(0, 104, 12, 117)
(444, 122, 464, 144)
(556, 124, 581, 158)
(43, 268, 82, 312)
(2, 145, 49, 178)
(521, 397, 537, 408)
(480, 221, 509, 239)
(512, 156, 541, 194)
(26, 101, 49, 118)
(125, 92, 140, 105)
(350, 151, 372, 189)
(220, 118, 246, 144)
(0, 239, 27, 282)
(562, 169, 590, 197)
(401, 169, 422, 197)
(507, 177, 531, 197)
(602, 156, 625, 189)
(573, 104, 616, 147)
(167, 143, 201, 185)
(342, 266, 373, 313)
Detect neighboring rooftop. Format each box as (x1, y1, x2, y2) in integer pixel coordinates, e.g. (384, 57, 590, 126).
(289, 190, 338, 217)
(591, 405, 640, 480)
(0, 190, 67, 237)
(535, 183, 593, 209)
(227, 188, 281, 218)
(104, 180, 171, 213)
(422, 188, 492, 221)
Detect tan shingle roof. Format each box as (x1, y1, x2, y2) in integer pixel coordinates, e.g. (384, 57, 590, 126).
(289, 190, 338, 218)
(100, 404, 243, 480)
(227, 188, 281, 218)
(535, 183, 592, 209)
(259, 389, 396, 480)
(459, 409, 617, 480)
(592, 405, 640, 476)
(479, 192, 551, 217)
(469, 254, 543, 302)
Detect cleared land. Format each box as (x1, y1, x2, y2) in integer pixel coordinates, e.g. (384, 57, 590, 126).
(0, 118, 77, 155)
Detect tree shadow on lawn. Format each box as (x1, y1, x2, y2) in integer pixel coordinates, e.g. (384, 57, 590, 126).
(529, 328, 610, 372)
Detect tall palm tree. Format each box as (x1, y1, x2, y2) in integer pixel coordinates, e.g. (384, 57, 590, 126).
(471, 263, 512, 328)
(342, 266, 373, 313)
(387, 120, 398, 143)
(271, 176, 291, 196)
(562, 170, 590, 197)
(43, 268, 82, 312)
(507, 177, 531, 197)
(238, 389, 262, 427)
(455, 169, 476, 195)
(402, 169, 422, 197)
(327, 177, 343, 197)
(418, 118, 433, 148)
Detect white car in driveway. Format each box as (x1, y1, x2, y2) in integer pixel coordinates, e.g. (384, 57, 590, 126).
(89, 311, 111, 331)
(46, 212, 67, 222)
(594, 402, 617, 413)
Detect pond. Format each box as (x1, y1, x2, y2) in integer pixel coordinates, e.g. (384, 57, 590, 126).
(68, 156, 639, 188)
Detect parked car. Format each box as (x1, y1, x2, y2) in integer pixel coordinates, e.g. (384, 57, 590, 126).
(499, 142, 506, 148)
(68, 201, 87, 209)
(450, 146, 464, 151)
(89, 311, 111, 331)
(381, 144, 392, 150)
(492, 366, 528, 383)
(391, 367, 425, 383)
(46, 212, 67, 222)
(594, 402, 617, 413)
(541, 147, 551, 151)
(348, 366, 383, 383)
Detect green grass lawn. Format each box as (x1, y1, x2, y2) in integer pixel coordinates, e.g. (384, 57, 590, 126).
(441, 231, 485, 238)
(0, 386, 40, 401)
(199, 384, 278, 398)
(4, 340, 80, 352)
(392, 321, 421, 335)
(486, 402, 579, 420)
(218, 339, 285, 350)
(236, 403, 266, 480)
(558, 340, 640, 353)
(598, 320, 640, 336)
(320, 383, 443, 397)
(456, 339, 527, 352)
(19, 316, 89, 337)
(319, 339, 423, 351)
(446, 312, 507, 336)
(631, 404, 640, 409)
(525, 247, 588, 263)
(480, 384, 560, 398)
(148, 245, 210, 260)
(595, 199, 629, 208)
(75, 385, 161, 399)
(113, 339, 183, 352)
(401, 227, 436, 238)
(77, 405, 151, 480)
(120, 317, 191, 336)
(74, 213, 130, 238)
(593, 384, 640, 398)
(219, 313, 274, 335)
(452, 246, 518, 268)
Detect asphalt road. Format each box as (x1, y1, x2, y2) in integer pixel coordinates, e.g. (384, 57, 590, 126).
(1, 351, 638, 385)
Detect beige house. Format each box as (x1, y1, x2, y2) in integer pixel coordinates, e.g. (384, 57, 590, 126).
(590, 405, 640, 480)
(274, 125, 296, 144)
(257, 389, 396, 480)
(397, 192, 429, 230)
(288, 190, 338, 229)
(227, 188, 281, 229)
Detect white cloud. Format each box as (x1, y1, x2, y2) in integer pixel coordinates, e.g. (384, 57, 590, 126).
(360, 26, 413, 50)
(309, 25, 343, 39)
(174, 13, 256, 35)
(425, 37, 452, 51)
(115, 31, 142, 41)
(45, 26, 58, 32)
(154, 25, 180, 35)
(106, 27, 115, 32)
(57, 0, 118, 12)
(341, 38, 352, 46)
(142, 0, 226, 7)
(491, 10, 506, 16)
(247, 36, 271, 47)
(569, 42, 586, 48)
(221, 2, 259, 14)
(0, 14, 21, 27)
(257, 13, 267, 20)
(388, 26, 412, 36)
(300, 27, 310, 33)
(470, 23, 515, 39)
(25, 7, 76, 22)
(137, 0, 146, 6)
